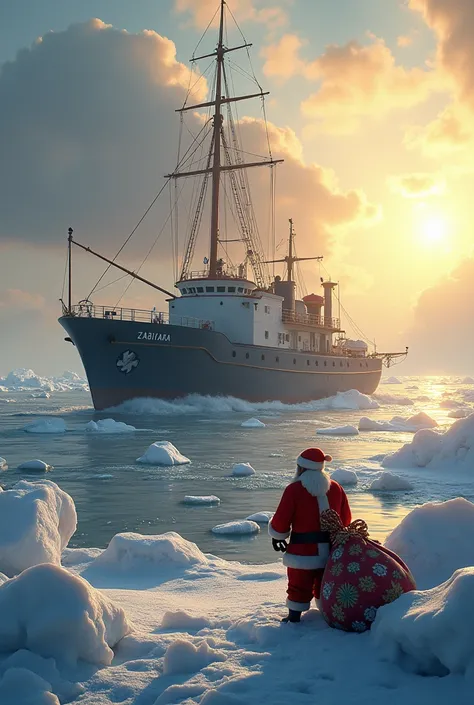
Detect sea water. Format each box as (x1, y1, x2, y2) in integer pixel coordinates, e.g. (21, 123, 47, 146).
(0, 378, 473, 563)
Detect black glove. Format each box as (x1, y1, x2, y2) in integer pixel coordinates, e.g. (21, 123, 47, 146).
(272, 538, 287, 553)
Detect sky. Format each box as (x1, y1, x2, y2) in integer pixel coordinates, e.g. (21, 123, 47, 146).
(1, 0, 474, 376)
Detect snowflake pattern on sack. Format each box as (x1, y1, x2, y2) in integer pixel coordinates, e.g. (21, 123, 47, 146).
(358, 575, 376, 592)
(332, 546, 344, 561)
(372, 563, 388, 577)
(347, 562, 360, 573)
(364, 606, 377, 623)
(349, 543, 363, 556)
(322, 581, 334, 600)
(352, 621, 368, 633)
(383, 581, 405, 603)
(392, 569, 402, 580)
(331, 603, 345, 621)
(366, 549, 380, 559)
(336, 583, 359, 608)
(330, 562, 343, 577)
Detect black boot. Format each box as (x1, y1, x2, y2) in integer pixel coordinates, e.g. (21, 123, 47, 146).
(281, 609, 301, 623)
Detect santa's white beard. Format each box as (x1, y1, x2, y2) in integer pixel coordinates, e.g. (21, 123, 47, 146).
(293, 469, 331, 497)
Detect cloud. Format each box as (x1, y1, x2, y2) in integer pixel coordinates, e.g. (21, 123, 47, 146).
(0, 289, 45, 311)
(0, 18, 378, 268)
(404, 103, 474, 156)
(397, 35, 414, 48)
(175, 0, 288, 31)
(388, 172, 446, 198)
(406, 258, 474, 373)
(262, 34, 440, 133)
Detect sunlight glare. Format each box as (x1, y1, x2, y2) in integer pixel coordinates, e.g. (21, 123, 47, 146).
(419, 214, 448, 247)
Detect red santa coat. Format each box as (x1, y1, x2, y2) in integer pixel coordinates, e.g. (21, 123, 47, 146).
(269, 471, 351, 570)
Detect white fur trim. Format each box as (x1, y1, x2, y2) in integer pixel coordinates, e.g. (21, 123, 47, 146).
(286, 599, 311, 611)
(283, 552, 328, 569)
(297, 456, 324, 471)
(268, 522, 291, 540)
(317, 494, 330, 512)
(299, 471, 331, 497)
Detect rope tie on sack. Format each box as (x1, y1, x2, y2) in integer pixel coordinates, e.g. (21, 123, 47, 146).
(320, 509, 370, 547)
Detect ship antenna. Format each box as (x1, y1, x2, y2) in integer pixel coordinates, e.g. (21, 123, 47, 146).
(68, 227, 73, 313)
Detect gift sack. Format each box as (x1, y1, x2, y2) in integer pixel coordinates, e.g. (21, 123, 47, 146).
(318, 509, 416, 632)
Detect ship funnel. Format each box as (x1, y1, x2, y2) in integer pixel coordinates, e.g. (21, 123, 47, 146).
(322, 281, 337, 326)
(274, 275, 296, 311)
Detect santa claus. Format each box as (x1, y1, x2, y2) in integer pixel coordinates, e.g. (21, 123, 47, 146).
(268, 447, 352, 622)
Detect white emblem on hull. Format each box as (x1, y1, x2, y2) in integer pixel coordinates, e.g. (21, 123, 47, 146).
(117, 350, 139, 374)
(137, 332, 171, 342)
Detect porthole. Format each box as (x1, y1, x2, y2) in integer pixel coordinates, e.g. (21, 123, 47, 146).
(366, 362, 369, 367)
(261, 354, 265, 361)
(293, 358, 296, 365)
(332, 361, 336, 367)
(360, 362, 363, 367)
(307, 360, 310, 366)
(347, 362, 350, 367)
(220, 301, 223, 306)
(246, 353, 249, 359)
(324, 361, 327, 367)
(232, 351, 236, 358)
(315, 361, 319, 366)
(340, 361, 343, 367)
(276, 356, 279, 363)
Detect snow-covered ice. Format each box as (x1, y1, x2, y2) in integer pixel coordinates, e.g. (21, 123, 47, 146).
(85, 418, 136, 433)
(448, 408, 470, 419)
(372, 392, 414, 406)
(316, 424, 359, 436)
(136, 441, 190, 466)
(183, 495, 221, 505)
(31, 391, 51, 399)
(0, 563, 130, 665)
(211, 520, 260, 535)
(385, 497, 474, 588)
(0, 457, 7, 470)
(369, 472, 414, 492)
(17, 460, 53, 472)
(330, 468, 358, 485)
(241, 417, 266, 428)
(231, 462, 256, 477)
(461, 376, 474, 384)
(382, 413, 474, 469)
(22, 418, 66, 434)
(246, 511, 273, 523)
(0, 480, 76, 577)
(373, 567, 474, 677)
(359, 412, 437, 433)
(382, 376, 402, 384)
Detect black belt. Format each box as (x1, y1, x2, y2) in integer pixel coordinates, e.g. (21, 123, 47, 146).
(289, 531, 330, 545)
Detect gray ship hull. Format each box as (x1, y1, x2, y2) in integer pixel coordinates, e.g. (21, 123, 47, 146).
(60, 316, 382, 410)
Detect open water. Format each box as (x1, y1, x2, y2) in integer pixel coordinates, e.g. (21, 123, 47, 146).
(1, 377, 473, 563)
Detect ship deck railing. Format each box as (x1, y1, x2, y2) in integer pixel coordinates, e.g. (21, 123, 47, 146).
(69, 304, 215, 330)
(282, 309, 341, 330)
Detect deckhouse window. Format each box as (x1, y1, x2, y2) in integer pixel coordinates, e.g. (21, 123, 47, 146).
(228, 287, 236, 293)
(196, 287, 204, 293)
(265, 331, 269, 339)
(206, 286, 214, 292)
(189, 287, 196, 293)
(265, 305, 270, 314)
(182, 288, 188, 294)
(238, 287, 244, 293)
(217, 286, 225, 292)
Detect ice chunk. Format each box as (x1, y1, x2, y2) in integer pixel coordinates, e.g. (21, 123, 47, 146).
(382, 413, 474, 469)
(212, 520, 260, 535)
(382, 376, 402, 384)
(86, 418, 136, 433)
(23, 418, 66, 434)
(330, 468, 358, 486)
(136, 441, 190, 466)
(245, 511, 273, 523)
(462, 376, 474, 384)
(163, 638, 225, 675)
(0, 563, 130, 666)
(0, 668, 60, 705)
(328, 390, 379, 410)
(369, 472, 414, 491)
(448, 408, 469, 419)
(0, 479, 76, 577)
(241, 417, 265, 428)
(93, 531, 209, 571)
(231, 462, 255, 477)
(183, 495, 221, 505)
(440, 398, 462, 409)
(31, 391, 51, 399)
(384, 497, 474, 588)
(359, 412, 437, 433)
(17, 460, 53, 472)
(316, 425, 359, 436)
(2, 368, 54, 391)
(0, 458, 7, 470)
(372, 567, 474, 677)
(0, 650, 83, 702)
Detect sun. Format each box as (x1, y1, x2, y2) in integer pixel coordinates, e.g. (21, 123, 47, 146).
(420, 215, 447, 245)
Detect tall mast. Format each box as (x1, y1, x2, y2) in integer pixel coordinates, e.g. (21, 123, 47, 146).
(264, 218, 324, 281)
(68, 227, 73, 312)
(209, 0, 225, 277)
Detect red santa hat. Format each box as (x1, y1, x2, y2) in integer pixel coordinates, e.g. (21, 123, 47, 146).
(297, 447, 332, 471)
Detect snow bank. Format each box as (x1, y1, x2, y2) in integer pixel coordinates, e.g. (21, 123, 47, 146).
(246, 511, 273, 523)
(211, 520, 260, 535)
(0, 458, 7, 470)
(382, 376, 402, 384)
(0, 480, 77, 577)
(183, 495, 221, 505)
(369, 472, 414, 491)
(22, 418, 66, 434)
(359, 412, 437, 433)
(0, 667, 60, 705)
(372, 567, 474, 677)
(93, 531, 209, 571)
(241, 417, 265, 428)
(382, 413, 474, 469)
(0, 563, 130, 666)
(0, 650, 83, 703)
(136, 441, 190, 466)
(231, 462, 255, 477)
(17, 460, 53, 472)
(86, 418, 136, 433)
(330, 468, 358, 486)
(385, 498, 474, 588)
(316, 424, 359, 436)
(163, 638, 225, 675)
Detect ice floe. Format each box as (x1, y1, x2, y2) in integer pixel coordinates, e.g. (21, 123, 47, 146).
(22, 418, 66, 434)
(31, 391, 51, 399)
(461, 376, 474, 384)
(17, 460, 53, 472)
(316, 424, 359, 436)
(85, 418, 136, 433)
(0, 368, 88, 393)
(382, 413, 474, 469)
(245, 511, 273, 523)
(448, 408, 470, 419)
(0, 563, 130, 665)
(0, 480, 76, 577)
(0, 457, 7, 470)
(241, 417, 266, 428)
(211, 520, 260, 535)
(231, 462, 255, 477)
(359, 412, 438, 433)
(183, 495, 221, 505)
(330, 468, 358, 486)
(136, 441, 190, 466)
(369, 472, 414, 492)
(382, 376, 402, 384)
